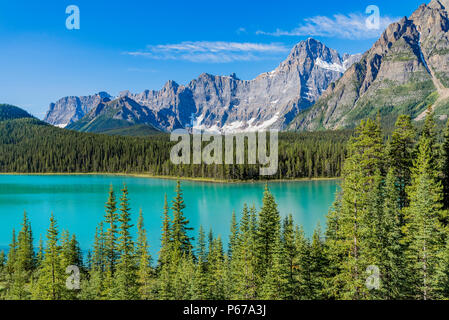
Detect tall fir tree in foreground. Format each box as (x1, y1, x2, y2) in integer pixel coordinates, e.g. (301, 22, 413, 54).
(9, 212, 34, 299)
(103, 184, 118, 296)
(113, 185, 138, 299)
(256, 185, 281, 281)
(325, 118, 385, 299)
(159, 194, 171, 267)
(32, 213, 65, 300)
(441, 119, 449, 212)
(403, 109, 446, 300)
(171, 181, 193, 257)
(136, 209, 153, 299)
(387, 115, 415, 211)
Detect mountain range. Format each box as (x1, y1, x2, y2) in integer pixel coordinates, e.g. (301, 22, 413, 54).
(44, 39, 361, 133)
(44, 0, 449, 134)
(290, 0, 449, 130)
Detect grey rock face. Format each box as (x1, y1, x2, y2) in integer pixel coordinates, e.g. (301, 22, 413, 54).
(44, 92, 111, 128)
(290, 0, 449, 131)
(44, 39, 360, 132)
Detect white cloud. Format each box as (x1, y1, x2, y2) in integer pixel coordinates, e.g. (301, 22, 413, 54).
(257, 13, 400, 40)
(125, 41, 289, 63)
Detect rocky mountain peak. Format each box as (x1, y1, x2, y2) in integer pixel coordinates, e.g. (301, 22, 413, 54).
(290, 0, 449, 131)
(45, 39, 361, 133)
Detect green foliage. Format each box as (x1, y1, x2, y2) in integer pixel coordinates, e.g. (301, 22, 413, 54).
(4, 113, 449, 301)
(0, 104, 34, 122)
(0, 118, 350, 181)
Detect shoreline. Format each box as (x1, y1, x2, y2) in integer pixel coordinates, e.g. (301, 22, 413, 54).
(0, 172, 341, 184)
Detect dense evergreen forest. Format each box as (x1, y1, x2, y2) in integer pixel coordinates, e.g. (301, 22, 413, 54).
(2, 107, 449, 300)
(0, 118, 350, 180)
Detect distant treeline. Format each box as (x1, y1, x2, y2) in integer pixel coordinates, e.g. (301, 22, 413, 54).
(0, 118, 351, 180)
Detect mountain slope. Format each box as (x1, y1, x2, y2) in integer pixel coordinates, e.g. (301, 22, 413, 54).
(45, 39, 361, 132)
(67, 96, 160, 134)
(0, 104, 34, 121)
(44, 92, 111, 128)
(289, 0, 449, 131)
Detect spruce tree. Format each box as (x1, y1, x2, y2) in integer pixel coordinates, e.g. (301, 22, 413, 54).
(171, 181, 193, 257)
(403, 117, 446, 300)
(387, 115, 415, 210)
(260, 234, 288, 300)
(228, 210, 239, 258)
(256, 185, 281, 280)
(294, 226, 312, 299)
(103, 184, 118, 295)
(309, 226, 327, 299)
(113, 185, 138, 300)
(0, 250, 5, 285)
(230, 204, 258, 299)
(441, 119, 449, 211)
(136, 209, 153, 299)
(32, 213, 65, 300)
(36, 235, 44, 268)
(6, 229, 17, 278)
(376, 168, 406, 299)
(10, 212, 35, 299)
(192, 226, 209, 300)
(326, 119, 385, 299)
(85, 223, 105, 300)
(159, 194, 171, 267)
(281, 215, 297, 299)
(206, 236, 226, 299)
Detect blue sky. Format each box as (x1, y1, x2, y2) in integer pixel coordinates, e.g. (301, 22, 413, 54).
(0, 0, 426, 118)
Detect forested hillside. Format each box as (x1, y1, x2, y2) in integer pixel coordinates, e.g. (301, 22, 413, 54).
(0, 104, 34, 122)
(0, 117, 351, 180)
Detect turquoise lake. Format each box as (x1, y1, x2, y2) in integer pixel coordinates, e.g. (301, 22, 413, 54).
(0, 175, 339, 258)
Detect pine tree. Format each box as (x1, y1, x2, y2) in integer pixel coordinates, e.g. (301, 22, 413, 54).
(197, 226, 207, 262)
(113, 185, 138, 300)
(0, 250, 5, 283)
(256, 185, 281, 280)
(281, 215, 297, 299)
(309, 226, 327, 299)
(326, 119, 385, 299)
(6, 229, 17, 278)
(207, 236, 226, 299)
(16, 211, 34, 272)
(403, 114, 446, 300)
(9, 212, 35, 299)
(376, 169, 406, 299)
(294, 226, 312, 299)
(136, 208, 153, 299)
(192, 226, 208, 299)
(260, 234, 288, 300)
(36, 235, 44, 268)
(159, 194, 171, 267)
(32, 213, 65, 300)
(229, 204, 258, 299)
(103, 184, 118, 295)
(84, 222, 105, 300)
(387, 115, 415, 210)
(0, 251, 5, 271)
(228, 211, 238, 258)
(171, 181, 193, 257)
(441, 119, 449, 212)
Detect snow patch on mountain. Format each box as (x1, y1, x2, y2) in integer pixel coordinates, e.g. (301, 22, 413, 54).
(315, 58, 346, 73)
